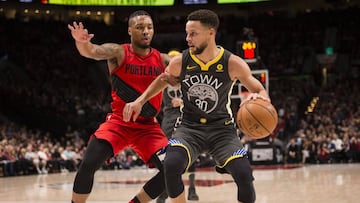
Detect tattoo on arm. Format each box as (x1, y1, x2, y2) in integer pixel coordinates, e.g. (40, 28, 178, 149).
(95, 44, 120, 59)
(109, 58, 118, 67)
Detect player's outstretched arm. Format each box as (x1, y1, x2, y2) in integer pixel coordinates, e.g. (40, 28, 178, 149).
(67, 21, 123, 61)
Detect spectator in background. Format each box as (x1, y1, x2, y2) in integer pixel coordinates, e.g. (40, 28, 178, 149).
(330, 133, 346, 163)
(0, 143, 17, 176)
(347, 136, 360, 162)
(301, 138, 311, 164)
(16, 147, 33, 175)
(317, 142, 331, 164)
(286, 138, 300, 164)
(37, 144, 49, 174)
(48, 146, 61, 173)
(60, 145, 78, 172)
(24, 144, 43, 174)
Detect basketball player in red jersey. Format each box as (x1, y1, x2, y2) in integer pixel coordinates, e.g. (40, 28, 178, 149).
(67, 10, 169, 203)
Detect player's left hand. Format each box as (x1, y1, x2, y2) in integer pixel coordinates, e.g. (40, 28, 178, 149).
(171, 98, 183, 108)
(68, 22, 94, 43)
(240, 93, 270, 106)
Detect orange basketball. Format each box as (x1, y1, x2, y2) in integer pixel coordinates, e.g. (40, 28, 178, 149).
(237, 99, 278, 139)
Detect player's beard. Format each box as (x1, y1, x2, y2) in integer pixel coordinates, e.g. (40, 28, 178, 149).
(191, 42, 207, 55)
(134, 41, 151, 49)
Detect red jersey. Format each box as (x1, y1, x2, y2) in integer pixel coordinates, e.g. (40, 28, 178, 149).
(110, 44, 165, 121)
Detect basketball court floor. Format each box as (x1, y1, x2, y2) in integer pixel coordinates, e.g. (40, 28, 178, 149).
(0, 163, 358, 203)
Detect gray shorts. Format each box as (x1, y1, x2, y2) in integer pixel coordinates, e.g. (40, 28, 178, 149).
(169, 118, 247, 170)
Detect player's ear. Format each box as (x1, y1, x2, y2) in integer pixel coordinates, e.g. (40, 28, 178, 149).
(128, 27, 132, 36)
(209, 28, 216, 36)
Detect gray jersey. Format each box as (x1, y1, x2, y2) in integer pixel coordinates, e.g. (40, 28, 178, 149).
(179, 46, 235, 124)
(171, 46, 247, 168)
(161, 86, 182, 138)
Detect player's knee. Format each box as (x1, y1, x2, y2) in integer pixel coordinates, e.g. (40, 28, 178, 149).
(227, 158, 254, 183)
(163, 146, 188, 198)
(163, 146, 188, 176)
(78, 137, 113, 173)
(78, 156, 101, 174)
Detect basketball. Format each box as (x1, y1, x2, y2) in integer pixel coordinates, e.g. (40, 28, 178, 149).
(237, 99, 278, 139)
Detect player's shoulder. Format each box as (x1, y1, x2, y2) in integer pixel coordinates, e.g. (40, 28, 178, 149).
(228, 52, 247, 65)
(227, 51, 251, 79)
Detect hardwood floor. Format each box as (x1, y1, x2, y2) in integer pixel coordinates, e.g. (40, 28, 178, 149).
(0, 164, 359, 203)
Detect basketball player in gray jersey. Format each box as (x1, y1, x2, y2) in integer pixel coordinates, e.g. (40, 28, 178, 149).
(160, 85, 183, 138)
(123, 9, 271, 203)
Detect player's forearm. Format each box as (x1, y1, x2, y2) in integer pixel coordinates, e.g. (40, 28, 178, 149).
(136, 76, 168, 106)
(246, 76, 270, 100)
(75, 41, 98, 59)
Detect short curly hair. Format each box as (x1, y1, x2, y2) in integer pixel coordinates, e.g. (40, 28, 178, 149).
(187, 9, 219, 31)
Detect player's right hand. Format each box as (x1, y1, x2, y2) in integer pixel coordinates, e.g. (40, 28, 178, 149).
(67, 22, 94, 43)
(123, 101, 142, 122)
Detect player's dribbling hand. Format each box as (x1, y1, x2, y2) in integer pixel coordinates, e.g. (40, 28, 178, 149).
(240, 93, 270, 106)
(67, 22, 94, 43)
(123, 101, 142, 122)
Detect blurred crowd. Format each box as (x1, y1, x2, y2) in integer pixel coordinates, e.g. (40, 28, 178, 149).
(0, 6, 359, 177)
(0, 120, 146, 176)
(283, 77, 360, 164)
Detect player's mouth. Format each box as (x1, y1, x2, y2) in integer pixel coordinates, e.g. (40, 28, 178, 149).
(142, 37, 151, 43)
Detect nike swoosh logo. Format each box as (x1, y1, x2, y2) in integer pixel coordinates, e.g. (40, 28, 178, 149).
(186, 65, 197, 70)
(225, 120, 233, 125)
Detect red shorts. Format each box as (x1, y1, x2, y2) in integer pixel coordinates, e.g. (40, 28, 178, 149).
(93, 113, 168, 163)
